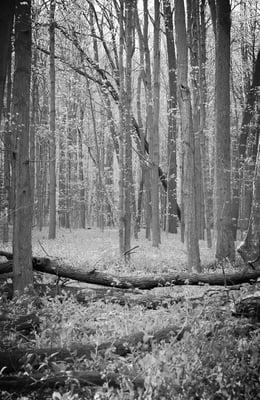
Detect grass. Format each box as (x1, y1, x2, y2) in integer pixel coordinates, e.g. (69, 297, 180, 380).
(1, 227, 259, 399)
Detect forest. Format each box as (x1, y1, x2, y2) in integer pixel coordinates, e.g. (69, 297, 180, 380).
(0, 0, 260, 399)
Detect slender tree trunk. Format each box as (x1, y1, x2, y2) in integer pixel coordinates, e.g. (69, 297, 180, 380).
(239, 50, 260, 232)
(175, 0, 201, 271)
(162, 0, 178, 234)
(48, 0, 56, 239)
(3, 44, 12, 242)
(78, 123, 85, 229)
(12, 0, 33, 295)
(238, 87, 260, 264)
(214, 0, 235, 261)
(118, 0, 126, 255)
(143, 0, 152, 241)
(0, 0, 15, 123)
(151, 0, 161, 247)
(187, 0, 204, 239)
(199, 0, 212, 248)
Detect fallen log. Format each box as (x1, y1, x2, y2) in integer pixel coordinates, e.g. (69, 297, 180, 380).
(0, 370, 144, 393)
(0, 323, 188, 373)
(1, 251, 259, 289)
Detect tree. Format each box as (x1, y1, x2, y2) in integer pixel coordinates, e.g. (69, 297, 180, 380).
(199, 0, 212, 248)
(12, 0, 33, 294)
(238, 49, 260, 232)
(151, 0, 161, 247)
(174, 0, 201, 271)
(118, 0, 135, 258)
(237, 58, 260, 266)
(48, 0, 56, 239)
(187, 0, 204, 239)
(0, 0, 15, 123)
(162, 0, 178, 234)
(214, 0, 235, 261)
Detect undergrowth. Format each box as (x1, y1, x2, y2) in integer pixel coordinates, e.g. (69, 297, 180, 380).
(0, 228, 259, 399)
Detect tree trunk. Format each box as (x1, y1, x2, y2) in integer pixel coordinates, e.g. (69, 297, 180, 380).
(48, 0, 56, 239)
(199, 0, 212, 248)
(3, 43, 12, 242)
(0, 0, 15, 123)
(150, 0, 161, 247)
(162, 0, 178, 234)
(214, 0, 235, 261)
(237, 87, 260, 265)
(187, 0, 204, 240)
(78, 124, 85, 229)
(239, 50, 260, 232)
(175, 0, 201, 272)
(12, 0, 33, 295)
(0, 323, 185, 374)
(2, 251, 258, 289)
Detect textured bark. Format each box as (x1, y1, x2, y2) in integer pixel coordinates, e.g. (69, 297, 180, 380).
(3, 43, 12, 241)
(187, 0, 204, 240)
(175, 0, 201, 271)
(0, 324, 187, 373)
(237, 89, 260, 266)
(1, 252, 259, 289)
(124, 0, 135, 254)
(239, 50, 260, 231)
(199, 0, 212, 248)
(12, 0, 33, 294)
(48, 0, 56, 239)
(78, 124, 85, 229)
(0, 371, 144, 393)
(214, 0, 235, 261)
(151, 0, 161, 247)
(162, 0, 178, 234)
(0, 0, 15, 123)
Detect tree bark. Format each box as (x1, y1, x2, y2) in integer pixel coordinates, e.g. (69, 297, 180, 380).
(0, 323, 187, 373)
(1, 252, 259, 289)
(214, 0, 235, 261)
(48, 0, 56, 239)
(175, 0, 201, 271)
(162, 0, 178, 234)
(187, 0, 204, 240)
(199, 0, 212, 248)
(151, 0, 161, 247)
(0, 371, 142, 393)
(0, 0, 15, 123)
(12, 0, 33, 295)
(237, 88, 260, 266)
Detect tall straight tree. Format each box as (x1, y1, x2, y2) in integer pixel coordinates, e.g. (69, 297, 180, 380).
(12, 0, 33, 294)
(175, 0, 201, 271)
(118, 0, 135, 258)
(0, 0, 15, 123)
(48, 0, 56, 239)
(237, 57, 260, 265)
(151, 0, 161, 247)
(162, 0, 178, 234)
(187, 0, 204, 239)
(199, 0, 212, 248)
(214, 0, 235, 261)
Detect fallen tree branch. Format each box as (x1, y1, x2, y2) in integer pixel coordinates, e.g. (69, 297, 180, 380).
(0, 252, 259, 289)
(0, 370, 144, 393)
(0, 323, 188, 373)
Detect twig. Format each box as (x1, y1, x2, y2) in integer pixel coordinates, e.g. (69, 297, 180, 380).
(38, 241, 51, 258)
(123, 246, 139, 256)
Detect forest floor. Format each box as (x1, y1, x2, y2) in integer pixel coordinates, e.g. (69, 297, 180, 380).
(0, 228, 259, 400)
